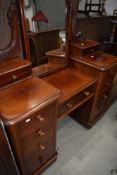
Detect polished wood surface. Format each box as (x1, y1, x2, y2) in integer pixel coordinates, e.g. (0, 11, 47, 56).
(43, 67, 96, 119)
(0, 77, 61, 125)
(71, 51, 117, 70)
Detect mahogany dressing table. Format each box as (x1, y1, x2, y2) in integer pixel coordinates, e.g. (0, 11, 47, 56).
(0, 0, 117, 175)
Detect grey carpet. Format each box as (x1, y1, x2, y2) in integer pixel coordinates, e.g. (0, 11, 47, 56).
(42, 100, 117, 175)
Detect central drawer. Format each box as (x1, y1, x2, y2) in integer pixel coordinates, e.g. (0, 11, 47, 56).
(58, 84, 95, 118)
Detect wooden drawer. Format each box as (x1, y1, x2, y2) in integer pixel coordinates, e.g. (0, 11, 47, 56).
(21, 127, 56, 175)
(81, 45, 99, 57)
(58, 84, 95, 117)
(17, 102, 57, 138)
(70, 40, 100, 58)
(0, 66, 32, 89)
(99, 66, 117, 91)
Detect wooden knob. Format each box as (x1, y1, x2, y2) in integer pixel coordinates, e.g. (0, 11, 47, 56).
(84, 91, 90, 96)
(66, 103, 72, 108)
(37, 115, 44, 122)
(38, 130, 45, 136)
(90, 55, 94, 58)
(91, 49, 94, 52)
(12, 75, 17, 80)
(103, 95, 108, 100)
(40, 144, 45, 151)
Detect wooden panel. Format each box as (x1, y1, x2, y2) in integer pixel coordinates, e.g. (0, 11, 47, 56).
(0, 120, 19, 175)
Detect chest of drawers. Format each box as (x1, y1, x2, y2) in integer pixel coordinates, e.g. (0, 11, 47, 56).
(0, 77, 61, 175)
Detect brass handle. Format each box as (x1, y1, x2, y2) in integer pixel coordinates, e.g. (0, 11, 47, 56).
(90, 55, 94, 58)
(84, 91, 90, 96)
(12, 75, 17, 80)
(66, 103, 72, 108)
(40, 144, 45, 151)
(38, 130, 45, 136)
(37, 115, 44, 122)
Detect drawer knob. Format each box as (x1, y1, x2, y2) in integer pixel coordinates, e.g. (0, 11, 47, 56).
(90, 55, 94, 58)
(40, 144, 45, 151)
(84, 91, 90, 96)
(38, 130, 45, 136)
(66, 103, 72, 108)
(103, 95, 108, 100)
(12, 75, 17, 80)
(91, 49, 94, 52)
(37, 115, 44, 122)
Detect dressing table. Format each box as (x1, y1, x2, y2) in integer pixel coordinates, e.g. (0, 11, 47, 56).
(0, 0, 117, 175)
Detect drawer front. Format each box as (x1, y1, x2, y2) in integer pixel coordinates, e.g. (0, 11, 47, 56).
(21, 127, 56, 175)
(99, 66, 117, 91)
(18, 102, 57, 138)
(81, 46, 99, 57)
(58, 84, 95, 117)
(0, 66, 32, 89)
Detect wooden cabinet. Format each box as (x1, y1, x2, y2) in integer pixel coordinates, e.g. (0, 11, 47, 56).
(6, 102, 57, 175)
(70, 50, 117, 127)
(0, 77, 61, 175)
(0, 120, 19, 175)
(28, 30, 60, 67)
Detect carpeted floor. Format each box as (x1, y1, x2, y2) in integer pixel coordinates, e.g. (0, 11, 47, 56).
(42, 100, 117, 175)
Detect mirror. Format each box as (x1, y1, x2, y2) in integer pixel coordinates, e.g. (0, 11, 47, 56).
(24, 0, 68, 76)
(0, 0, 26, 62)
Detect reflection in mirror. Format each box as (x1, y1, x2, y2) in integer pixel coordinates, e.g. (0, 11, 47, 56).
(24, 0, 67, 76)
(0, 0, 24, 62)
(78, 0, 117, 18)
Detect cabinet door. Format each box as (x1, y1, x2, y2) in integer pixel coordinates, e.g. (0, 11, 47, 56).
(0, 120, 19, 175)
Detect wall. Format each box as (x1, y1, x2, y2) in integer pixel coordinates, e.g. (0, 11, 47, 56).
(25, 0, 117, 31)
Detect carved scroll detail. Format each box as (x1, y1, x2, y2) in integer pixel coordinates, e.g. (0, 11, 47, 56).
(0, 0, 21, 61)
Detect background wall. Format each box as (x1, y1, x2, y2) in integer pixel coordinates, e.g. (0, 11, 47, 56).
(25, 0, 117, 31)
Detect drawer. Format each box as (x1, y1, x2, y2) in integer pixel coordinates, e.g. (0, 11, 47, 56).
(100, 66, 117, 91)
(58, 84, 95, 117)
(21, 127, 56, 175)
(0, 66, 32, 89)
(17, 102, 57, 137)
(82, 45, 99, 57)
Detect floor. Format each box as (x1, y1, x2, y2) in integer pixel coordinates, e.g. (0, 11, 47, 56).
(42, 100, 117, 175)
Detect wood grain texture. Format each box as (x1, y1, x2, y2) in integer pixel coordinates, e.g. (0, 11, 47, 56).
(0, 77, 61, 125)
